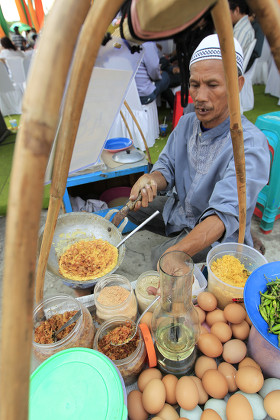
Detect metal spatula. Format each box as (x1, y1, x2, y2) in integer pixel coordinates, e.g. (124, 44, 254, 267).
(52, 309, 82, 342)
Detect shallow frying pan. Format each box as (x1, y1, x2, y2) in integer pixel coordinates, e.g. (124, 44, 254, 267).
(37, 212, 127, 289)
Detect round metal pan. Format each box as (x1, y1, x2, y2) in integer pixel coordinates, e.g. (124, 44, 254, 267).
(38, 212, 127, 289)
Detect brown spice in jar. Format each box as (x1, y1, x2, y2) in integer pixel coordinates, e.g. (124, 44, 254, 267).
(97, 285, 130, 306)
(98, 321, 140, 360)
(34, 310, 78, 344)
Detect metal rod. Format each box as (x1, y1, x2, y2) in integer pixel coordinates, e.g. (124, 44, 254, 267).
(116, 210, 160, 248)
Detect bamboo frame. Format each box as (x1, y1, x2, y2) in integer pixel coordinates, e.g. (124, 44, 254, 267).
(35, 0, 125, 304)
(1, 1, 280, 419)
(247, 0, 280, 70)
(124, 100, 152, 163)
(0, 0, 124, 418)
(211, 0, 246, 244)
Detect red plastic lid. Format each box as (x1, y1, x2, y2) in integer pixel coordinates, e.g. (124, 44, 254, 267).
(139, 323, 157, 367)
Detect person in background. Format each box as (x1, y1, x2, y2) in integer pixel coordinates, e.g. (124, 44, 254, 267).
(27, 28, 37, 48)
(11, 26, 26, 51)
(228, 0, 255, 58)
(135, 41, 175, 109)
(0, 37, 25, 59)
(245, 13, 264, 72)
(128, 34, 270, 268)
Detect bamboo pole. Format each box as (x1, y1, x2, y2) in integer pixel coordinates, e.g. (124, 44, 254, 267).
(211, 0, 246, 244)
(35, 0, 125, 304)
(120, 109, 134, 140)
(0, 1, 92, 419)
(247, 0, 280, 71)
(124, 100, 152, 163)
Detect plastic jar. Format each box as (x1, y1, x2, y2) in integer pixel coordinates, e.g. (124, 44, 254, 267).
(33, 294, 95, 364)
(207, 242, 268, 308)
(93, 317, 147, 385)
(135, 270, 160, 313)
(94, 274, 137, 324)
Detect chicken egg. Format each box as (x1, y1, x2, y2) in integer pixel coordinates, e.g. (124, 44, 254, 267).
(142, 378, 166, 414)
(127, 390, 148, 420)
(202, 369, 228, 399)
(176, 376, 199, 411)
(264, 390, 280, 420)
(204, 398, 227, 420)
(195, 355, 217, 379)
(231, 320, 250, 340)
(195, 305, 206, 323)
(235, 366, 264, 393)
(206, 309, 226, 327)
(138, 368, 163, 392)
(180, 405, 203, 419)
(200, 325, 210, 334)
(238, 357, 261, 371)
(190, 376, 209, 404)
(226, 393, 253, 420)
(245, 313, 252, 326)
(259, 377, 280, 398)
(236, 391, 267, 420)
(222, 339, 247, 364)
(197, 291, 217, 312)
(218, 362, 237, 392)
(162, 374, 178, 405)
(200, 409, 222, 420)
(224, 303, 246, 324)
(156, 403, 179, 420)
(210, 321, 232, 343)
(197, 333, 223, 358)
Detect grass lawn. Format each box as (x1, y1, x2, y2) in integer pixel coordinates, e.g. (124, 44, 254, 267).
(0, 85, 279, 215)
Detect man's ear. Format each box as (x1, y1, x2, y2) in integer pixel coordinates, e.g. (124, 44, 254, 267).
(238, 75, 245, 92)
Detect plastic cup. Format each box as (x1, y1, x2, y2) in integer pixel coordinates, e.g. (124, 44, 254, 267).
(159, 123, 168, 137)
(9, 119, 18, 130)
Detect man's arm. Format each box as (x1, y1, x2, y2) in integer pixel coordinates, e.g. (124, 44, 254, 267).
(163, 215, 225, 257)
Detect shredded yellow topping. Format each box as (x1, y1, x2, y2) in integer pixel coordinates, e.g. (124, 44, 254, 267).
(211, 255, 251, 287)
(59, 239, 118, 281)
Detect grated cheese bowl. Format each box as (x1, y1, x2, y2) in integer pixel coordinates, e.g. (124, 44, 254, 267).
(206, 242, 268, 309)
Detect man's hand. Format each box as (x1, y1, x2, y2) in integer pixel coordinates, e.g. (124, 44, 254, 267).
(129, 171, 167, 211)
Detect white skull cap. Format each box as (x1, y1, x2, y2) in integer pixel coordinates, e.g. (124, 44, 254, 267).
(189, 34, 244, 74)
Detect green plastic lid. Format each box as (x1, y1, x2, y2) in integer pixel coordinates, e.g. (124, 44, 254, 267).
(29, 348, 128, 420)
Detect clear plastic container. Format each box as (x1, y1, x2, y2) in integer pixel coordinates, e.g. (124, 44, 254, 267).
(206, 243, 268, 309)
(94, 274, 137, 324)
(135, 270, 160, 313)
(33, 294, 95, 364)
(93, 317, 147, 385)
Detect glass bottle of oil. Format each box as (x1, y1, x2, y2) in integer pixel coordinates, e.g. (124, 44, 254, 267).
(151, 251, 200, 376)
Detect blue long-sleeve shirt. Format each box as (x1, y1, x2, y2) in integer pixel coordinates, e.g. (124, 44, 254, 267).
(151, 113, 270, 246)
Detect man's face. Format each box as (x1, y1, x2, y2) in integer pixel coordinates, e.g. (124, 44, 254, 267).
(189, 60, 229, 129)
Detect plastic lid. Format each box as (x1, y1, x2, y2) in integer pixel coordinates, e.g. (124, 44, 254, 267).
(139, 323, 157, 368)
(29, 348, 128, 420)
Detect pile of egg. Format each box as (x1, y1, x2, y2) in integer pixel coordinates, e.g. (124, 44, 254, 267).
(127, 291, 280, 420)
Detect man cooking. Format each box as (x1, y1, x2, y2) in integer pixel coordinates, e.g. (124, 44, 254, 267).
(128, 34, 270, 269)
